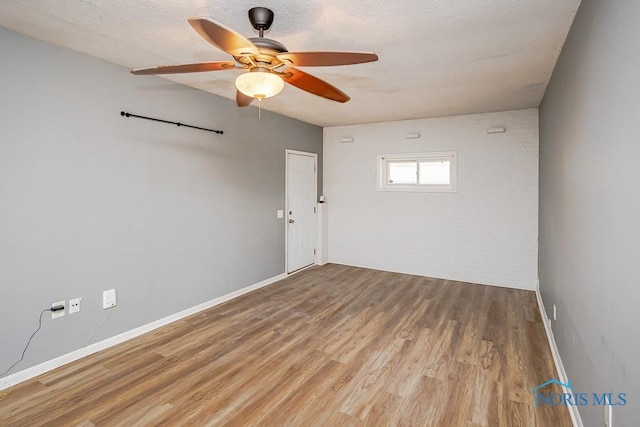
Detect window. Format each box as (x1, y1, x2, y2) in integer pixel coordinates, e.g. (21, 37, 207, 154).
(377, 151, 457, 192)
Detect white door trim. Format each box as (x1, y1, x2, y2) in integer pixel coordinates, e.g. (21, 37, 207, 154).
(285, 149, 318, 274)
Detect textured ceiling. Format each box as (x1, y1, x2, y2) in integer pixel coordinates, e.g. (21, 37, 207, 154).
(0, 0, 581, 127)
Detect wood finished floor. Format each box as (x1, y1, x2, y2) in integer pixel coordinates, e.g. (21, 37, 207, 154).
(0, 264, 571, 426)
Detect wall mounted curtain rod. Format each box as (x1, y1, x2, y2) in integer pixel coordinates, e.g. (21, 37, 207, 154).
(120, 111, 223, 135)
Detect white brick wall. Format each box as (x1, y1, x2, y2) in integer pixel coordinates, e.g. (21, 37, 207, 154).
(323, 109, 539, 289)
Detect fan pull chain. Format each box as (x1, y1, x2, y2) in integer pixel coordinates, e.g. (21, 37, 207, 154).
(254, 94, 266, 119)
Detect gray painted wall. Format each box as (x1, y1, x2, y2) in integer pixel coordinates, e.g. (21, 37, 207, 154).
(0, 27, 322, 376)
(539, 0, 639, 425)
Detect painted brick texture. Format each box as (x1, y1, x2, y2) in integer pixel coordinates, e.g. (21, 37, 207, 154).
(323, 109, 538, 289)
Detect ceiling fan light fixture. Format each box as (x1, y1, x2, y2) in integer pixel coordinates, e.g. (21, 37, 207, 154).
(132, 10, 378, 106)
(235, 69, 284, 100)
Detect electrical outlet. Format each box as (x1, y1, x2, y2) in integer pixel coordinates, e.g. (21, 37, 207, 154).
(69, 297, 81, 314)
(51, 300, 65, 319)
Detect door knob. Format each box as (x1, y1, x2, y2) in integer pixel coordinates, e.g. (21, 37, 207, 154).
(288, 219, 295, 223)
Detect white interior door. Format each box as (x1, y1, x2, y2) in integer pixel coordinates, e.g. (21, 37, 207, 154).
(286, 150, 317, 273)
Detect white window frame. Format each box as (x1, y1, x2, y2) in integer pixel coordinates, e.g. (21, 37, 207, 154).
(377, 151, 457, 193)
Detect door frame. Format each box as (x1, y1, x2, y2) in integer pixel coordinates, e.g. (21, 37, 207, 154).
(285, 149, 318, 274)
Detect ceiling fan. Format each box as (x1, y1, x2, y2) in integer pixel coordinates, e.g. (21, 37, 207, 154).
(131, 7, 378, 107)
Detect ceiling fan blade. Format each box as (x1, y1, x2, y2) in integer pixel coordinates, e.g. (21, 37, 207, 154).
(236, 90, 254, 107)
(130, 61, 236, 75)
(277, 52, 378, 67)
(280, 68, 350, 103)
(188, 17, 259, 57)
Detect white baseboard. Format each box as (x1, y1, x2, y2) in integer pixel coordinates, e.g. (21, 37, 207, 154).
(1, 272, 287, 390)
(535, 286, 583, 427)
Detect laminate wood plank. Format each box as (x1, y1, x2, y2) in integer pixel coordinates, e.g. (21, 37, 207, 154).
(125, 403, 174, 427)
(427, 281, 463, 327)
(34, 353, 169, 426)
(0, 264, 572, 426)
(363, 390, 406, 426)
(437, 361, 477, 426)
(258, 359, 346, 426)
(487, 299, 509, 326)
(153, 330, 321, 424)
(322, 307, 377, 357)
(422, 319, 459, 380)
(212, 350, 331, 426)
(385, 326, 433, 398)
(535, 382, 571, 427)
(401, 374, 443, 425)
(392, 291, 431, 341)
(329, 311, 388, 364)
(474, 337, 512, 424)
(299, 348, 378, 427)
(453, 308, 484, 365)
(339, 337, 409, 419)
(508, 399, 536, 427)
(318, 410, 363, 427)
(506, 292, 537, 405)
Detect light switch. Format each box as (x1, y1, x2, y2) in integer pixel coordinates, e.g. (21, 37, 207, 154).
(277, 210, 284, 219)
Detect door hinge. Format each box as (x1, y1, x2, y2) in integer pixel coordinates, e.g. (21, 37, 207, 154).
(314, 207, 316, 213)
(314, 249, 316, 255)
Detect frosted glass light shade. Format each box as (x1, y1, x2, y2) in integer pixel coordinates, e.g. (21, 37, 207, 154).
(235, 71, 284, 99)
